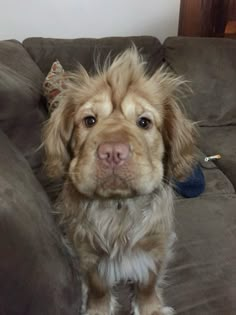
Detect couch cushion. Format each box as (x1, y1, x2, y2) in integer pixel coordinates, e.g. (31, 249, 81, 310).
(23, 36, 163, 76)
(174, 150, 235, 200)
(164, 37, 236, 126)
(0, 130, 81, 315)
(198, 150, 235, 195)
(199, 126, 236, 189)
(166, 195, 236, 315)
(202, 165, 235, 195)
(0, 40, 46, 170)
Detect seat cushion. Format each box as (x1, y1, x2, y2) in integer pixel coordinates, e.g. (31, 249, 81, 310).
(23, 36, 163, 76)
(199, 150, 235, 195)
(174, 150, 235, 200)
(166, 195, 236, 315)
(164, 37, 236, 126)
(0, 130, 81, 315)
(199, 126, 236, 189)
(0, 40, 46, 170)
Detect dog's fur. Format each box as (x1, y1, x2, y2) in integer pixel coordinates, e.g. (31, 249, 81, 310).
(43, 48, 195, 315)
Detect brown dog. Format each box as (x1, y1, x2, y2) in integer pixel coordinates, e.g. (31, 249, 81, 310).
(43, 48, 195, 315)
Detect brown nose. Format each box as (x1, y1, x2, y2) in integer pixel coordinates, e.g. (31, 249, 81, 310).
(97, 142, 130, 167)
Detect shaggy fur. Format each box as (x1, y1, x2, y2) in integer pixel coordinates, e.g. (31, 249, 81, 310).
(43, 47, 195, 315)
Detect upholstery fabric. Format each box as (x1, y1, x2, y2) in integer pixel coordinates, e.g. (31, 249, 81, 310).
(164, 37, 236, 126)
(0, 130, 81, 315)
(23, 36, 163, 75)
(0, 40, 46, 170)
(201, 165, 235, 195)
(199, 149, 235, 195)
(199, 126, 236, 188)
(166, 195, 236, 315)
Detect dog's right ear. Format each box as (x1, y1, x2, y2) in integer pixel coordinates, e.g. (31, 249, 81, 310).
(42, 64, 92, 178)
(43, 101, 74, 179)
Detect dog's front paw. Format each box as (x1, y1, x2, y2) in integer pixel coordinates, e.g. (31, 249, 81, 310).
(86, 307, 109, 315)
(86, 311, 108, 315)
(137, 299, 161, 315)
(161, 306, 175, 315)
(86, 296, 110, 315)
(136, 306, 174, 315)
(136, 295, 174, 315)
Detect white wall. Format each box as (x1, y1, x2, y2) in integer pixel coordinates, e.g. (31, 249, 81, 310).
(0, 0, 180, 43)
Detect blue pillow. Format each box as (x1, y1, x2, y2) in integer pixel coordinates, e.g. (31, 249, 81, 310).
(174, 164, 205, 198)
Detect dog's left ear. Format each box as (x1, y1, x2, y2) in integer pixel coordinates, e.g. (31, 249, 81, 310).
(162, 99, 195, 180)
(151, 68, 196, 180)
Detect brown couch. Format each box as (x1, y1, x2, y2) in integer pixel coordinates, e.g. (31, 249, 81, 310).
(0, 36, 235, 315)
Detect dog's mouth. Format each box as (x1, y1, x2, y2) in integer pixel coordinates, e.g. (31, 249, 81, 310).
(95, 174, 135, 198)
(96, 158, 133, 184)
(99, 175, 128, 189)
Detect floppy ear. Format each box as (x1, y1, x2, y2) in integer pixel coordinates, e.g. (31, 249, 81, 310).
(42, 101, 74, 178)
(151, 67, 196, 180)
(42, 64, 91, 178)
(162, 99, 195, 180)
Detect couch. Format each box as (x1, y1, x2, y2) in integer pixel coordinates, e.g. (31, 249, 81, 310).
(0, 36, 235, 315)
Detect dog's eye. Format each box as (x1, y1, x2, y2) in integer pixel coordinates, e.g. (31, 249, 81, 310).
(84, 116, 97, 128)
(137, 117, 152, 130)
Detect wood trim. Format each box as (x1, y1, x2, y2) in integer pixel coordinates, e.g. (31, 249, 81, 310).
(228, 0, 236, 20)
(178, 0, 233, 37)
(178, 0, 202, 36)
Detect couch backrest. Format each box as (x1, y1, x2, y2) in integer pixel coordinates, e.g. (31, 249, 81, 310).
(164, 37, 236, 127)
(1, 35, 236, 180)
(0, 40, 46, 170)
(23, 36, 163, 76)
(24, 36, 236, 128)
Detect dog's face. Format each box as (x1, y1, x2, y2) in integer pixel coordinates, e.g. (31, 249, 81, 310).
(68, 90, 165, 198)
(43, 49, 195, 198)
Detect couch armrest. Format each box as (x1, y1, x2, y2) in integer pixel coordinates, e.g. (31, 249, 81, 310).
(0, 39, 47, 171)
(0, 130, 81, 315)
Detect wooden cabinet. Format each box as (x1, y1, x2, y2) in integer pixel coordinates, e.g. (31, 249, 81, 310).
(179, 0, 236, 37)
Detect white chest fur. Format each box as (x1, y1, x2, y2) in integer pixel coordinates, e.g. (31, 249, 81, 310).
(98, 249, 156, 286)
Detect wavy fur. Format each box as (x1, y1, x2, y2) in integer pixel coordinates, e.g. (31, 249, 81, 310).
(43, 47, 195, 315)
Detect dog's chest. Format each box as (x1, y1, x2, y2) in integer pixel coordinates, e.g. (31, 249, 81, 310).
(84, 197, 168, 285)
(86, 198, 154, 255)
(66, 188, 173, 285)
(98, 248, 156, 286)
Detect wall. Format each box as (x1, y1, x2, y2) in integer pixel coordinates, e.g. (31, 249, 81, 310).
(0, 0, 180, 42)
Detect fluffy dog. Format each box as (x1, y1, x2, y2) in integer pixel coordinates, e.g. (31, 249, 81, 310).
(43, 48, 195, 315)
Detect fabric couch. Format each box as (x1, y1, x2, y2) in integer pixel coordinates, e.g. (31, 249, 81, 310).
(0, 36, 235, 315)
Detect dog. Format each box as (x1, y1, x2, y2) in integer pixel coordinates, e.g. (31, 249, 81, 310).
(43, 47, 195, 315)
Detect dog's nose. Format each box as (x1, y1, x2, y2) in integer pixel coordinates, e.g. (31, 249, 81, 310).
(97, 142, 130, 167)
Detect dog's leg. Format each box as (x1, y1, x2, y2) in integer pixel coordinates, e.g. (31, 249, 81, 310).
(133, 234, 175, 315)
(86, 268, 111, 315)
(133, 272, 174, 315)
(134, 271, 162, 315)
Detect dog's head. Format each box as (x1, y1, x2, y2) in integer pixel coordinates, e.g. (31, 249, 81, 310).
(43, 48, 195, 198)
